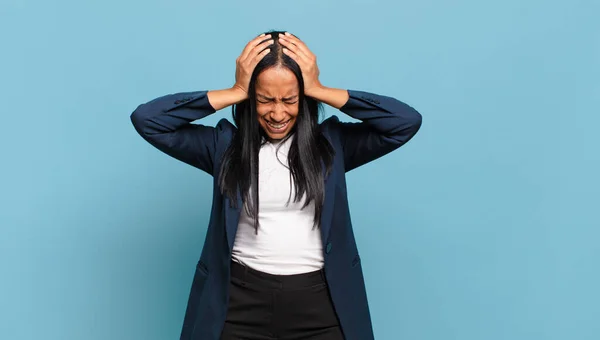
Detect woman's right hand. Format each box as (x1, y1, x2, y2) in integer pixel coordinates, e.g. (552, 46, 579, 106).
(207, 34, 273, 111)
(232, 34, 274, 96)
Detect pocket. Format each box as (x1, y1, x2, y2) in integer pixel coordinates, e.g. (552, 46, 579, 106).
(192, 261, 209, 296)
(292, 282, 340, 328)
(181, 260, 210, 335)
(351, 254, 361, 268)
(305, 282, 328, 290)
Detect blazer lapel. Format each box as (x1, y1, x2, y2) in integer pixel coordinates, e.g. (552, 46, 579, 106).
(224, 191, 243, 252)
(319, 162, 335, 248)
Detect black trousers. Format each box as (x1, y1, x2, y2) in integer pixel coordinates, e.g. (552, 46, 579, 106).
(220, 260, 345, 340)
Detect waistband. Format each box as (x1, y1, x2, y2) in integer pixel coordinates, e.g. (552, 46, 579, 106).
(230, 260, 327, 290)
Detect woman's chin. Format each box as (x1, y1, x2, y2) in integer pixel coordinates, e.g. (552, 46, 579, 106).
(265, 131, 289, 140)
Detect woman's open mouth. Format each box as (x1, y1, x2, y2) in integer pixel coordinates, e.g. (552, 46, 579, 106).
(265, 120, 290, 133)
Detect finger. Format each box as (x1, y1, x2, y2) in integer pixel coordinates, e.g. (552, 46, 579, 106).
(280, 38, 310, 63)
(240, 34, 271, 61)
(279, 37, 312, 64)
(242, 38, 274, 63)
(252, 38, 274, 59)
(240, 34, 270, 60)
(281, 45, 304, 66)
(281, 32, 314, 59)
(249, 47, 271, 68)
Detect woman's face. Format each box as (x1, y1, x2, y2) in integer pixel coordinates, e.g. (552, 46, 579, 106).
(255, 66, 300, 140)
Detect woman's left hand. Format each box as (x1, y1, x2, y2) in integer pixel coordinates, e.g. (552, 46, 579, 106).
(279, 33, 323, 96)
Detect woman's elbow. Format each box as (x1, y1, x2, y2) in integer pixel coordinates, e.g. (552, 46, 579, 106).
(130, 103, 153, 137)
(390, 109, 422, 145)
(410, 110, 423, 132)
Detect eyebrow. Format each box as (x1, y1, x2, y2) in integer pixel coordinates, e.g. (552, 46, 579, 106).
(257, 94, 298, 101)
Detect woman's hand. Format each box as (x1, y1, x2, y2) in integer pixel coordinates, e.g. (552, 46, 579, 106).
(208, 34, 273, 110)
(233, 34, 274, 96)
(279, 32, 323, 97)
(280, 33, 349, 109)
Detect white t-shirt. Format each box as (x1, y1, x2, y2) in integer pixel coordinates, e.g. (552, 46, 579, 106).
(231, 135, 324, 275)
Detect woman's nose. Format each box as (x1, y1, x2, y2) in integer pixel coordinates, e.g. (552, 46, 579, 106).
(270, 105, 287, 122)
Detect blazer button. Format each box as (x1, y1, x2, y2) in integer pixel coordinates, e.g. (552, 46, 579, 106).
(326, 243, 332, 254)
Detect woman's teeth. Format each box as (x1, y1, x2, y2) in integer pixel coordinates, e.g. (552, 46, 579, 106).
(267, 121, 289, 130)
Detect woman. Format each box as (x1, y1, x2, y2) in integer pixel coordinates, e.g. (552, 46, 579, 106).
(131, 31, 422, 340)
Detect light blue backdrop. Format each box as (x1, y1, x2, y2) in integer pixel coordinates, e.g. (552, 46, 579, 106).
(1, 0, 598, 339)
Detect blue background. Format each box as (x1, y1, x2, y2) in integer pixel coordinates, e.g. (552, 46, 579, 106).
(1, 0, 599, 339)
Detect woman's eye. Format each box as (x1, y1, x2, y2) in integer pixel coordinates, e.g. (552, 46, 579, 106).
(257, 99, 297, 104)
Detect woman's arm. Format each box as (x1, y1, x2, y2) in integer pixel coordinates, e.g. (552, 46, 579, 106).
(130, 34, 273, 174)
(334, 89, 422, 172)
(130, 87, 245, 175)
(278, 33, 422, 172)
(307, 86, 422, 172)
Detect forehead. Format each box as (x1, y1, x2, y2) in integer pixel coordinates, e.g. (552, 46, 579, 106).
(256, 67, 298, 97)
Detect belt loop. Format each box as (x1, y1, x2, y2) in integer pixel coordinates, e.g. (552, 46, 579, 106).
(320, 268, 327, 283)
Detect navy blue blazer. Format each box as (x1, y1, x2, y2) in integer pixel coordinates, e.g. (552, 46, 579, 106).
(130, 89, 422, 340)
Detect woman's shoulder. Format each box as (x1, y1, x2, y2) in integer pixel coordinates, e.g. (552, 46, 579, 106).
(319, 115, 341, 128)
(208, 118, 237, 148)
(319, 115, 346, 134)
(319, 115, 347, 146)
(215, 118, 237, 136)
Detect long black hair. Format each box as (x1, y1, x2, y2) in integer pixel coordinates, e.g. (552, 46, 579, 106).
(218, 30, 335, 233)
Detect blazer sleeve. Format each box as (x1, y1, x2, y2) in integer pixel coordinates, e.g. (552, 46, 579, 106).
(130, 90, 219, 175)
(334, 90, 422, 172)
